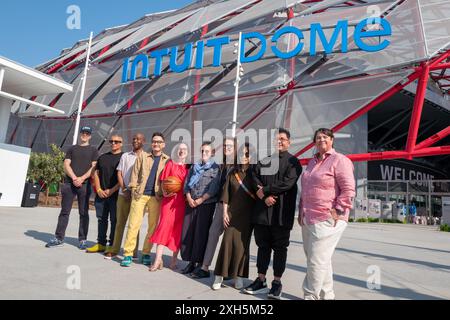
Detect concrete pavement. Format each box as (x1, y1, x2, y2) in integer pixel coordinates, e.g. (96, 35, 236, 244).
(0, 206, 449, 300)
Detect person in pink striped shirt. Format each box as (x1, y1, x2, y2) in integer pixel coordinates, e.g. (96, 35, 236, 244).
(298, 128, 356, 300)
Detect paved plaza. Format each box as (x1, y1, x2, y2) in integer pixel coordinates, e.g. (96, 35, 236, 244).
(0, 206, 449, 300)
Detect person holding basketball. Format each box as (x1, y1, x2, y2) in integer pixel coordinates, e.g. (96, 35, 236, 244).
(149, 143, 190, 272)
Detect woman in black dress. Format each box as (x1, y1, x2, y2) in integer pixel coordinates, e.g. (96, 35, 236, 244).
(212, 143, 256, 290)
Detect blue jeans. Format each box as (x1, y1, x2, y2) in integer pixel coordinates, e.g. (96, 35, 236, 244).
(95, 195, 118, 247)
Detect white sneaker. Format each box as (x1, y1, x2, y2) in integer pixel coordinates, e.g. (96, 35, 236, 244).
(235, 277, 244, 290)
(212, 276, 224, 291)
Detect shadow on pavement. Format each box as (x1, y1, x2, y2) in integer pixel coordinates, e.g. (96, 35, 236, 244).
(24, 230, 95, 249)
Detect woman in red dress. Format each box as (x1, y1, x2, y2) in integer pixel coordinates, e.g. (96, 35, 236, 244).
(149, 143, 189, 271)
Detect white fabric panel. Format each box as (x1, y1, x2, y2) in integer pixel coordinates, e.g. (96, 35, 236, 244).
(418, 0, 450, 57)
(32, 119, 73, 153)
(94, 9, 200, 62)
(139, 0, 260, 52)
(206, 0, 307, 36)
(246, 71, 410, 155)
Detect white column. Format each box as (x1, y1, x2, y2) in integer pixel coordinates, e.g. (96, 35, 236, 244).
(0, 68, 12, 144)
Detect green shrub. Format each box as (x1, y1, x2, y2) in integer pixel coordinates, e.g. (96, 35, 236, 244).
(27, 144, 65, 191)
(440, 224, 450, 232)
(356, 218, 368, 223)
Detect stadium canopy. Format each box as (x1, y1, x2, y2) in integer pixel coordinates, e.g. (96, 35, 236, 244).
(6, 0, 450, 165)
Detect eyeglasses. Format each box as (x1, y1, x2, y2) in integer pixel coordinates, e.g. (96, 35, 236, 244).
(201, 150, 211, 154)
(152, 140, 164, 145)
(277, 138, 290, 142)
(81, 132, 91, 136)
(224, 144, 234, 149)
(109, 140, 123, 145)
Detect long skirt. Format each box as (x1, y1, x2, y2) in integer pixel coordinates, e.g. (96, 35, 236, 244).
(181, 202, 216, 264)
(214, 211, 253, 278)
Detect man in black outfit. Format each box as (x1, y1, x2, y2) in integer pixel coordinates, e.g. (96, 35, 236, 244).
(86, 135, 124, 253)
(46, 126, 99, 250)
(244, 128, 302, 300)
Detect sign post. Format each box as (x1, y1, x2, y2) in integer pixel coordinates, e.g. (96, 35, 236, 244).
(73, 32, 94, 145)
(232, 32, 243, 138)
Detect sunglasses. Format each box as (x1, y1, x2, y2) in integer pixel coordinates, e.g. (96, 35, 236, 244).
(152, 140, 164, 145)
(109, 140, 123, 145)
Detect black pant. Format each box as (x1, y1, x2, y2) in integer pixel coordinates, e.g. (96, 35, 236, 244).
(55, 183, 91, 242)
(94, 195, 117, 247)
(254, 224, 291, 278)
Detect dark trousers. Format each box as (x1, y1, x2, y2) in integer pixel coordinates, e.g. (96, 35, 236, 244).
(254, 224, 291, 278)
(181, 203, 216, 264)
(95, 195, 118, 247)
(55, 183, 91, 242)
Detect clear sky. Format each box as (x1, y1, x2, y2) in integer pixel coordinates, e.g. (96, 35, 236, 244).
(0, 0, 193, 67)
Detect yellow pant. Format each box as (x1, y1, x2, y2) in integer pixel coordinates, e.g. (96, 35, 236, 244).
(123, 195, 161, 257)
(110, 195, 139, 256)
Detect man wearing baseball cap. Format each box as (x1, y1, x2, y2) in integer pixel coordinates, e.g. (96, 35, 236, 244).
(46, 126, 99, 249)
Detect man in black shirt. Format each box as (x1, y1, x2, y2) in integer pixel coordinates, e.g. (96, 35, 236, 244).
(46, 126, 99, 249)
(244, 128, 302, 300)
(86, 135, 124, 253)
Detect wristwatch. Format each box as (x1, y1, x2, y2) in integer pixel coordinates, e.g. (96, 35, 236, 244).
(335, 208, 345, 216)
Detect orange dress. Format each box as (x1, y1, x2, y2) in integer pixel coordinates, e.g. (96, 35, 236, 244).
(150, 160, 188, 252)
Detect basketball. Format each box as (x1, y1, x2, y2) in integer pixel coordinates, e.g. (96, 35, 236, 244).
(162, 176, 183, 194)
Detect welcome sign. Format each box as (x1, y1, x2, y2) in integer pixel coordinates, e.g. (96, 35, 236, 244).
(121, 18, 392, 83)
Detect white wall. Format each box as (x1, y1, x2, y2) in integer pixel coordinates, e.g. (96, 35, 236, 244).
(0, 143, 31, 207)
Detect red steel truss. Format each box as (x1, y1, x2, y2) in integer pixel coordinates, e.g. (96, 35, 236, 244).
(296, 49, 450, 166)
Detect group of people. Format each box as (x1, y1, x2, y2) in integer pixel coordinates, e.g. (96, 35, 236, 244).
(45, 125, 356, 300)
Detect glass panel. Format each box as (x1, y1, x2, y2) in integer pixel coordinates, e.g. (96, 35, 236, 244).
(409, 181, 429, 193)
(32, 119, 73, 153)
(388, 182, 408, 192)
(432, 181, 450, 193)
(368, 182, 388, 192)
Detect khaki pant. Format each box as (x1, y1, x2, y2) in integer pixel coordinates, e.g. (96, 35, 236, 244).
(302, 219, 347, 300)
(123, 195, 161, 257)
(110, 195, 139, 256)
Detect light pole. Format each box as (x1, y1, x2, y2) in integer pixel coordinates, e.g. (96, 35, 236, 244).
(231, 32, 244, 138)
(73, 32, 94, 145)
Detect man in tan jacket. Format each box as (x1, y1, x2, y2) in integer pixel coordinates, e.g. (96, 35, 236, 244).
(121, 132, 170, 267)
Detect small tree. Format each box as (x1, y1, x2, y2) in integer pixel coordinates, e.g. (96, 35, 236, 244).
(27, 144, 65, 204)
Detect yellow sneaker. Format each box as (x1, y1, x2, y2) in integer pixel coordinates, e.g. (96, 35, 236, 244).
(86, 244, 106, 253)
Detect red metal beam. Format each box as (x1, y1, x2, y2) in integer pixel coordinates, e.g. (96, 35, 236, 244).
(406, 63, 430, 155)
(294, 70, 422, 157)
(429, 63, 450, 71)
(299, 146, 450, 165)
(415, 126, 450, 150)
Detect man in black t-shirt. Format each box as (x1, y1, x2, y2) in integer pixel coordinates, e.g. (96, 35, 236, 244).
(86, 135, 124, 253)
(46, 126, 99, 249)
